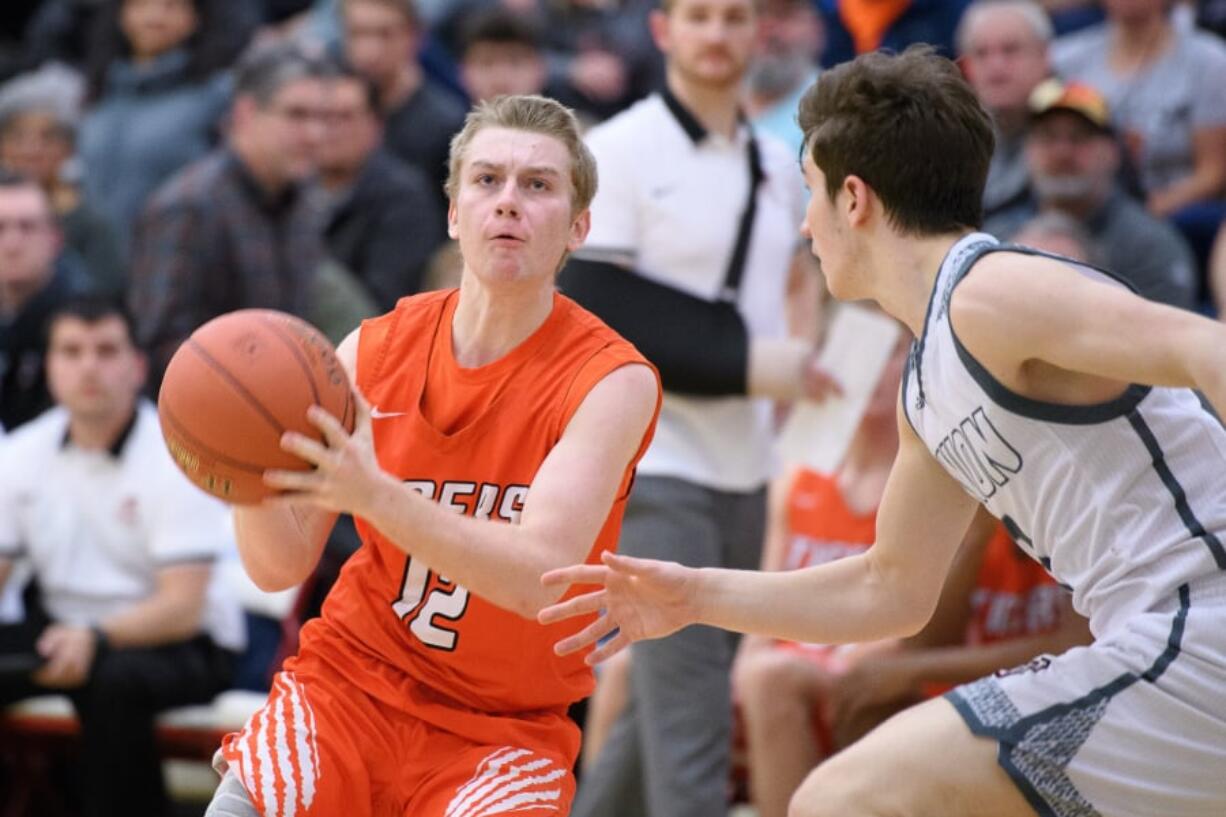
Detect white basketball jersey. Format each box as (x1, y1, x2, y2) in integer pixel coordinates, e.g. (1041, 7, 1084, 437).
(903, 233, 1226, 638)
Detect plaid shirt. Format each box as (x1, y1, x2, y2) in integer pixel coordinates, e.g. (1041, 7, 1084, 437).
(128, 148, 323, 386)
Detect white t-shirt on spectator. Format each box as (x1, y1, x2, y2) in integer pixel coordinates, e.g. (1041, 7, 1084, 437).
(580, 92, 808, 492)
(1052, 23, 1226, 194)
(0, 402, 245, 650)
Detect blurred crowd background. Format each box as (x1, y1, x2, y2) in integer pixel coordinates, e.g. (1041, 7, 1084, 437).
(0, 0, 1223, 815)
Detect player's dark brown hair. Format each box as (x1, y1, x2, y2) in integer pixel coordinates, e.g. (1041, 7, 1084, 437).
(799, 45, 994, 235)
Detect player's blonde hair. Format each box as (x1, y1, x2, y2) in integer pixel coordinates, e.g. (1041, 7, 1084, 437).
(445, 95, 598, 214)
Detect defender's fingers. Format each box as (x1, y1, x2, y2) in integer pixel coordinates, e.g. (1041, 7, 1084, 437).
(538, 589, 607, 625)
(586, 632, 632, 665)
(541, 563, 611, 588)
(553, 615, 618, 657)
(602, 550, 665, 576)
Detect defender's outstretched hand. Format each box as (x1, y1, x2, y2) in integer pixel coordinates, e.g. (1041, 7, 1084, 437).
(538, 551, 701, 665)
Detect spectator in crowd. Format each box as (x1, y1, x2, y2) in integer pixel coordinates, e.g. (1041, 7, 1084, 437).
(0, 295, 243, 817)
(340, 0, 466, 210)
(19, 0, 259, 79)
(17, 0, 109, 76)
(0, 66, 125, 295)
(128, 42, 330, 388)
(315, 61, 444, 310)
(78, 0, 239, 249)
(1039, 0, 1104, 35)
(456, 8, 551, 103)
(1011, 208, 1102, 264)
(436, 0, 663, 122)
(816, 0, 972, 67)
(1051, 0, 1226, 223)
(985, 79, 1198, 309)
(0, 171, 94, 431)
(559, 1, 831, 814)
(957, 0, 1053, 220)
(745, 0, 824, 156)
(534, 0, 662, 121)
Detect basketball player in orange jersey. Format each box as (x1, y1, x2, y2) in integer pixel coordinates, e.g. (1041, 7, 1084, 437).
(202, 95, 662, 817)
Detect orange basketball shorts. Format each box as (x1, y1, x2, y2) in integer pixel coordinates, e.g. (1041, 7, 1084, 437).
(216, 652, 579, 817)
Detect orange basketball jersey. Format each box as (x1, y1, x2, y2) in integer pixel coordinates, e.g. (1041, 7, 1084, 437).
(294, 289, 658, 723)
(966, 524, 1063, 646)
(782, 468, 877, 570)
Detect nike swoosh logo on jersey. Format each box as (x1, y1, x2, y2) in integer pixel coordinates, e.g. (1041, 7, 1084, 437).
(370, 407, 409, 419)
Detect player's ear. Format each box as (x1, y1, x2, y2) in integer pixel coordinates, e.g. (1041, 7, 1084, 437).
(843, 175, 872, 228)
(447, 199, 459, 240)
(567, 209, 591, 252)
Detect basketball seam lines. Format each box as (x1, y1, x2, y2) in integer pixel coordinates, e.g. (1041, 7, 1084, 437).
(187, 338, 287, 436)
(258, 315, 354, 433)
(160, 409, 270, 473)
(256, 315, 323, 407)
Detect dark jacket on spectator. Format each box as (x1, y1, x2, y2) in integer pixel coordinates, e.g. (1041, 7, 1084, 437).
(382, 79, 466, 213)
(62, 200, 126, 296)
(321, 149, 446, 311)
(985, 190, 1200, 310)
(0, 257, 94, 431)
(79, 49, 230, 248)
(128, 148, 323, 389)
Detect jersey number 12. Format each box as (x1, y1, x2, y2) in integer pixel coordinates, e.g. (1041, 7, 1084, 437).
(392, 557, 469, 650)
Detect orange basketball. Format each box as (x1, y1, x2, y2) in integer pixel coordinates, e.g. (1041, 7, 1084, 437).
(158, 309, 355, 504)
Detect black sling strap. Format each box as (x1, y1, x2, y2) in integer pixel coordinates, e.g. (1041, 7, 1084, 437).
(718, 131, 765, 303)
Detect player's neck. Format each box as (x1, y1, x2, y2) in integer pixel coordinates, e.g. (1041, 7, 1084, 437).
(869, 231, 968, 338)
(450, 276, 555, 368)
(665, 69, 742, 141)
(67, 403, 136, 453)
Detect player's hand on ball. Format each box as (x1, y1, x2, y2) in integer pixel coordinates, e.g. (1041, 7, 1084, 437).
(264, 391, 385, 517)
(538, 551, 701, 665)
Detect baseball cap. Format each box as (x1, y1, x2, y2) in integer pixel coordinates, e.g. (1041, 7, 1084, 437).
(1028, 78, 1113, 134)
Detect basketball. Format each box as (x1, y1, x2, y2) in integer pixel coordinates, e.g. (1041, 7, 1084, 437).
(157, 309, 355, 504)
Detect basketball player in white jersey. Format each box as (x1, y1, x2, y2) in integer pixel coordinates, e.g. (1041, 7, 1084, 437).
(539, 46, 1226, 817)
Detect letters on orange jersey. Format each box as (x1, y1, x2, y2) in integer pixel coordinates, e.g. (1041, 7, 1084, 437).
(389, 479, 531, 651)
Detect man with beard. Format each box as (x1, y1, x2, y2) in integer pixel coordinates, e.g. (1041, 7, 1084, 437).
(559, 1, 831, 815)
(986, 79, 1197, 310)
(744, 0, 823, 156)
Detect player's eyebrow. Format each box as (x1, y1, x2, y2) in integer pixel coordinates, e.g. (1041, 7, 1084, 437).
(470, 160, 563, 179)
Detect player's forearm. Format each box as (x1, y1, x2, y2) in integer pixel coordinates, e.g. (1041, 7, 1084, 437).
(234, 504, 333, 592)
(99, 592, 206, 648)
(1187, 341, 1226, 421)
(888, 624, 1092, 688)
(361, 474, 578, 619)
(693, 553, 931, 644)
(747, 338, 812, 399)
